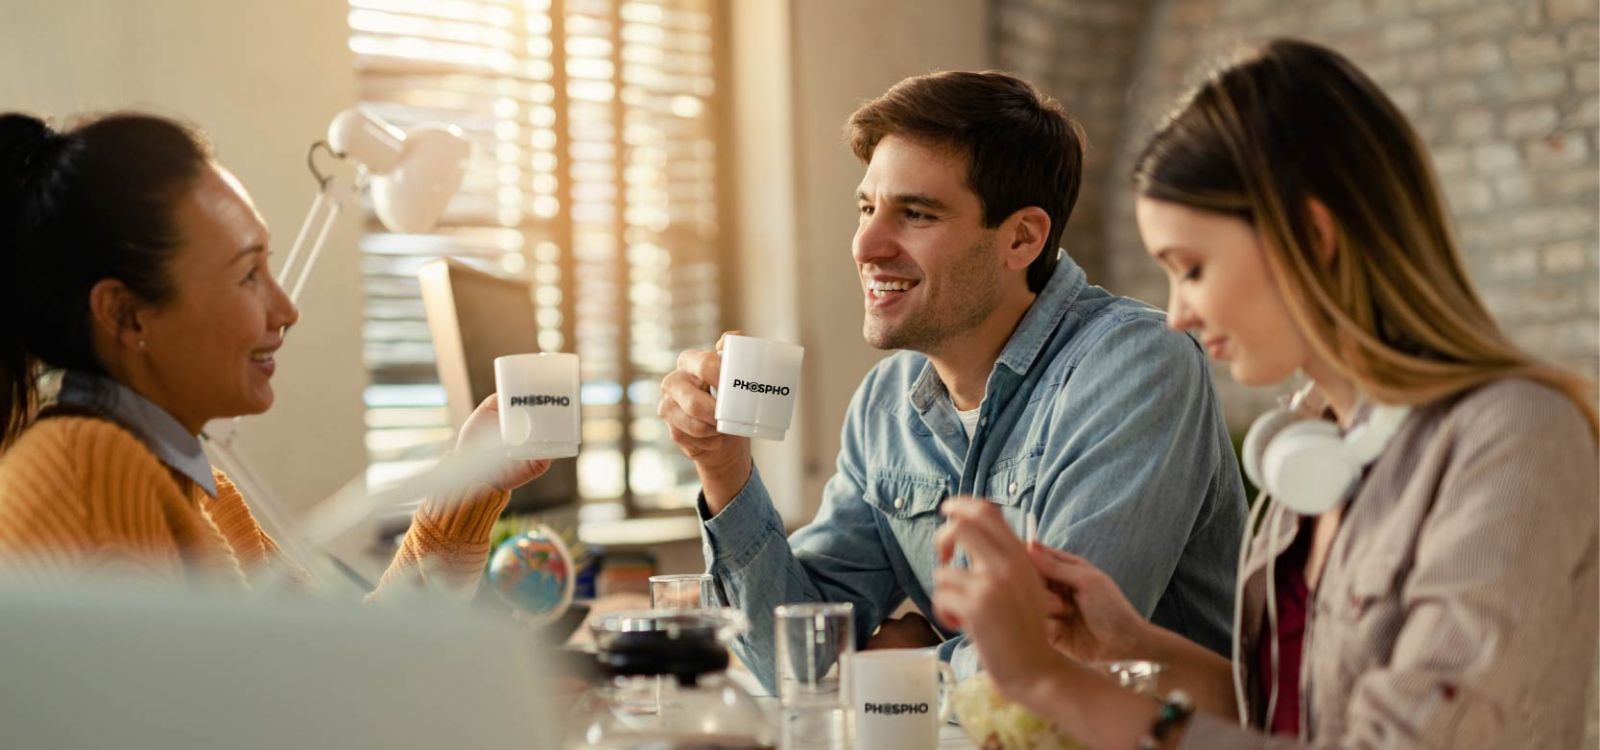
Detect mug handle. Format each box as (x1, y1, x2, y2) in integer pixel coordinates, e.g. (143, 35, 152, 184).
(935, 662, 957, 723)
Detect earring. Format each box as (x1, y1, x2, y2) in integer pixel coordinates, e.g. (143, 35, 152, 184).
(138, 339, 147, 351)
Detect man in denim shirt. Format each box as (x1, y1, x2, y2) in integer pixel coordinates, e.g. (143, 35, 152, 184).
(659, 71, 1245, 691)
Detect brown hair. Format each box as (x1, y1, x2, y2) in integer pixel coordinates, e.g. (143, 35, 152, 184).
(0, 112, 212, 448)
(1134, 38, 1596, 433)
(847, 70, 1087, 292)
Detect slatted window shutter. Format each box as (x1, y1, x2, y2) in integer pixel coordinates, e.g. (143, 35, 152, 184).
(348, 0, 721, 511)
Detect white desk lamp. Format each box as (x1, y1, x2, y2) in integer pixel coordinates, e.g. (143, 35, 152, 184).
(202, 108, 473, 591)
(282, 107, 471, 304)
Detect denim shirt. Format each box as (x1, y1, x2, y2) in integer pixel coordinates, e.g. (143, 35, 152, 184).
(698, 253, 1246, 691)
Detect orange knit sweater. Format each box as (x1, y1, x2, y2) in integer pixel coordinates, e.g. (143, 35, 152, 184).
(0, 415, 510, 595)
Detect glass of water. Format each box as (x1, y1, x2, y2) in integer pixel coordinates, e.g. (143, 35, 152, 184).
(775, 602, 854, 749)
(1091, 659, 1163, 696)
(649, 573, 713, 610)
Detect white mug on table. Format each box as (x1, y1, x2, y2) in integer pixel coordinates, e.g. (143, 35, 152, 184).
(846, 648, 954, 750)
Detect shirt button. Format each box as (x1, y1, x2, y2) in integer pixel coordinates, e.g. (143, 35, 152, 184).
(1008, 481, 1019, 495)
(893, 496, 905, 510)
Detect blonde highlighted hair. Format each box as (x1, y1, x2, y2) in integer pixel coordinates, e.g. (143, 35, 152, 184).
(1134, 38, 1597, 434)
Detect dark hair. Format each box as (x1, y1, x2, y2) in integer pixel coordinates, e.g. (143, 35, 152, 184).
(0, 112, 211, 447)
(846, 70, 1086, 293)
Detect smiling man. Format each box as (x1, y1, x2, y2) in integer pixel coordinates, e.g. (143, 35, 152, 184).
(658, 71, 1245, 690)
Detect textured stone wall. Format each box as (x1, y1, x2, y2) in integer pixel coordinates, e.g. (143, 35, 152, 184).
(993, 0, 1157, 288)
(997, 0, 1599, 428)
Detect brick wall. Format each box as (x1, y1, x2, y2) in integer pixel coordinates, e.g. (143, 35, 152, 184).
(998, 0, 1600, 429)
(993, 0, 1157, 288)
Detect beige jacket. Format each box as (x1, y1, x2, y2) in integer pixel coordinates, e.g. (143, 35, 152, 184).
(1184, 378, 1598, 749)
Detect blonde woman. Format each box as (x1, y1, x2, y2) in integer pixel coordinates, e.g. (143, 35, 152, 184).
(933, 39, 1598, 748)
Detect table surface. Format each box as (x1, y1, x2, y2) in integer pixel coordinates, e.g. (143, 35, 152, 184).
(752, 696, 975, 748)
(579, 600, 979, 749)
(939, 723, 979, 748)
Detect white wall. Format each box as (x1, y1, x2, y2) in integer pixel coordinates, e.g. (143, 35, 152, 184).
(0, 1, 367, 524)
(785, 0, 991, 517)
(724, 0, 807, 518)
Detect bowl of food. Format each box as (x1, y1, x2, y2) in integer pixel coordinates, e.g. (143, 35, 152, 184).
(950, 661, 1164, 749)
(949, 672, 1082, 750)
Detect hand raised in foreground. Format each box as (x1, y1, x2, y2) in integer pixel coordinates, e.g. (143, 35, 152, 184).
(458, 395, 552, 493)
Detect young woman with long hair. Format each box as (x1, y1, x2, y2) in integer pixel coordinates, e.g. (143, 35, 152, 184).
(934, 38, 1597, 748)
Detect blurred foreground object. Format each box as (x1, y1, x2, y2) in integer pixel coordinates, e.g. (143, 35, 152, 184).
(0, 582, 557, 749)
(952, 672, 1081, 750)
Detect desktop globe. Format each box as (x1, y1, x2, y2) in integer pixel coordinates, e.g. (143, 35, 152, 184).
(486, 526, 575, 624)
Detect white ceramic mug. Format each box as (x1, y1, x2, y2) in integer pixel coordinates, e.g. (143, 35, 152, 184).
(845, 649, 954, 750)
(714, 335, 803, 441)
(493, 353, 580, 459)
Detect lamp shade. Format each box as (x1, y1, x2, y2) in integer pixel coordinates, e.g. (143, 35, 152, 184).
(325, 108, 471, 234)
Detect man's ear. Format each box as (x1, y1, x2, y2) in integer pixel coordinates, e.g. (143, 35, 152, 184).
(1000, 206, 1051, 273)
(88, 278, 147, 353)
(1306, 197, 1339, 268)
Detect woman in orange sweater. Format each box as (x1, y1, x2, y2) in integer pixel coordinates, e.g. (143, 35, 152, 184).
(0, 111, 547, 593)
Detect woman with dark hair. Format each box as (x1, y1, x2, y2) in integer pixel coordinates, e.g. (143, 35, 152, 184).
(934, 39, 1597, 748)
(0, 111, 546, 591)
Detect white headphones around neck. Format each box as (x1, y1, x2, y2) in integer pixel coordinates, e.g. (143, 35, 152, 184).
(1241, 384, 1412, 515)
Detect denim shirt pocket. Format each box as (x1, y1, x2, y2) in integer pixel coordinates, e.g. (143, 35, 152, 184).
(984, 454, 1040, 508)
(866, 470, 948, 520)
(864, 472, 949, 599)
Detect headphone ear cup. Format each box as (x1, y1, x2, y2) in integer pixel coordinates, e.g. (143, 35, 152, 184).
(1242, 408, 1300, 492)
(1263, 421, 1357, 515)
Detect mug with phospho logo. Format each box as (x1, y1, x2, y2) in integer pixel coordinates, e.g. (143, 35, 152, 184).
(714, 335, 803, 441)
(845, 648, 954, 750)
(494, 353, 581, 459)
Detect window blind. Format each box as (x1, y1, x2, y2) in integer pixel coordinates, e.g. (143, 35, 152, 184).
(347, 0, 723, 511)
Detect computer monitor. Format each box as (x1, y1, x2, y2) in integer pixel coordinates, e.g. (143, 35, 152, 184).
(418, 258, 579, 513)
(0, 584, 559, 749)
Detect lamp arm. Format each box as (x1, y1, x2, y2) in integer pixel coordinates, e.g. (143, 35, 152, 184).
(276, 190, 329, 299)
(277, 140, 342, 296)
(287, 199, 344, 306)
(279, 172, 360, 307)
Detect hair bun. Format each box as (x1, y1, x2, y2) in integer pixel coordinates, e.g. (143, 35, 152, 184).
(0, 113, 69, 203)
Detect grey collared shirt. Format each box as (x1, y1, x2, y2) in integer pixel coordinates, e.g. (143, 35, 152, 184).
(1185, 378, 1599, 748)
(698, 252, 1247, 691)
(55, 370, 217, 496)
